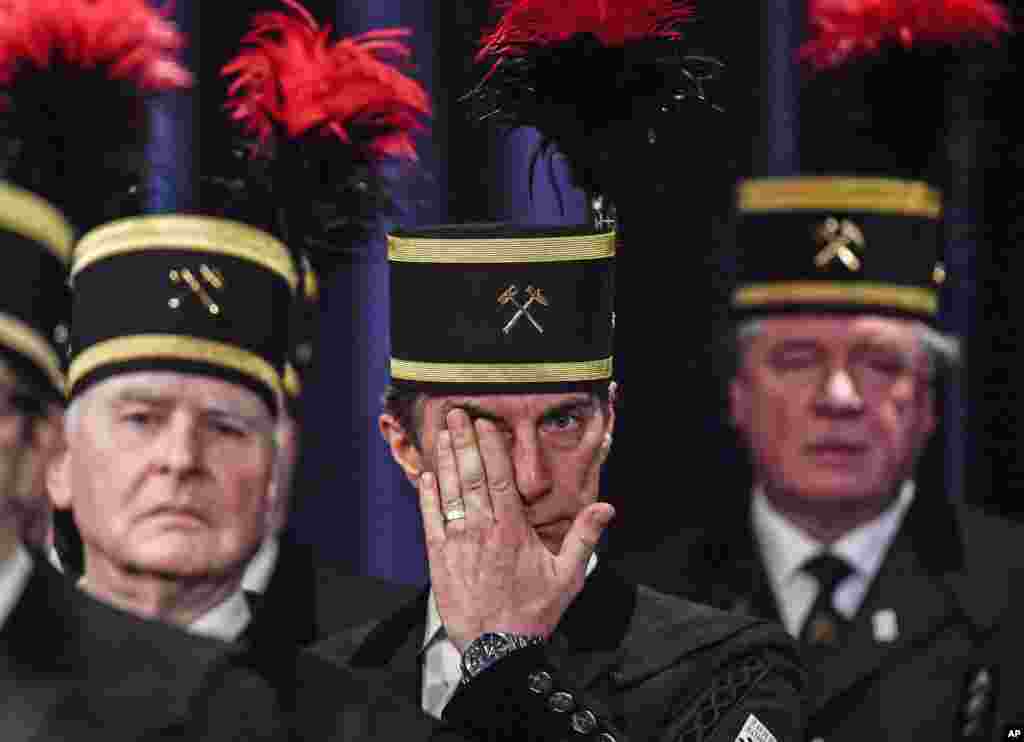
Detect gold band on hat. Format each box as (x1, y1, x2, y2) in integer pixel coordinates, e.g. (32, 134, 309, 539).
(0, 181, 74, 263)
(390, 357, 613, 384)
(73, 215, 298, 291)
(282, 362, 301, 399)
(732, 281, 938, 316)
(388, 231, 616, 264)
(0, 312, 64, 392)
(738, 177, 942, 218)
(69, 334, 282, 398)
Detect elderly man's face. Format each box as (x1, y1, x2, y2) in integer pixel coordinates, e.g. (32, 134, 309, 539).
(730, 315, 936, 510)
(50, 371, 276, 580)
(382, 391, 614, 555)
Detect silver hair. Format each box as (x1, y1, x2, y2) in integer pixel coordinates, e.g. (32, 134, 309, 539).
(731, 317, 962, 380)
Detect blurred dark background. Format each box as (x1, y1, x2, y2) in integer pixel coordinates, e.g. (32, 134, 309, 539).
(166, 0, 1020, 585)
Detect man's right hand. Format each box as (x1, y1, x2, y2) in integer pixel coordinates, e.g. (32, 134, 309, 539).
(418, 409, 614, 653)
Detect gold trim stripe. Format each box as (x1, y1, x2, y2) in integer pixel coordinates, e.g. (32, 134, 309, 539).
(0, 312, 63, 391)
(283, 362, 302, 399)
(69, 334, 282, 398)
(0, 182, 74, 262)
(732, 282, 938, 315)
(73, 215, 298, 291)
(738, 177, 942, 218)
(388, 232, 616, 263)
(391, 357, 613, 383)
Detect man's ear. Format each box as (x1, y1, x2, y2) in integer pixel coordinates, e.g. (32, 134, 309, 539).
(45, 415, 71, 510)
(728, 376, 748, 431)
(379, 413, 423, 486)
(919, 384, 937, 441)
(605, 381, 619, 437)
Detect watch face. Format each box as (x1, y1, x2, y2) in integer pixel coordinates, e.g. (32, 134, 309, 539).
(461, 632, 544, 680)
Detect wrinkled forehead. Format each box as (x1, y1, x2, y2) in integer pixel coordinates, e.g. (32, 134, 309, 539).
(423, 391, 599, 423)
(753, 314, 923, 352)
(91, 370, 272, 420)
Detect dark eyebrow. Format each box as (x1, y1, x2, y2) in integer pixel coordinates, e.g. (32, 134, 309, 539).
(540, 396, 597, 419)
(111, 390, 173, 407)
(771, 339, 821, 352)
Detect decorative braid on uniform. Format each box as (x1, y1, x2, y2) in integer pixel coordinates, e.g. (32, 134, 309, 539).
(670, 654, 771, 742)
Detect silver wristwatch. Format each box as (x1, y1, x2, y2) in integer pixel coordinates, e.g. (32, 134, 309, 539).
(460, 632, 546, 685)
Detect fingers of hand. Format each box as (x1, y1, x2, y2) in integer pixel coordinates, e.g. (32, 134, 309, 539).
(557, 502, 615, 578)
(418, 472, 447, 546)
(474, 418, 523, 524)
(447, 409, 494, 525)
(435, 429, 467, 533)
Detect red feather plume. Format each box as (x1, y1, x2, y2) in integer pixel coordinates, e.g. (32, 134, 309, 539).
(477, 0, 694, 58)
(0, 0, 191, 91)
(222, 0, 431, 161)
(801, 0, 1011, 70)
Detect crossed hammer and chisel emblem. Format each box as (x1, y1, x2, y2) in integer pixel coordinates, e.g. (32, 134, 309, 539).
(168, 265, 226, 315)
(497, 284, 549, 335)
(814, 217, 866, 272)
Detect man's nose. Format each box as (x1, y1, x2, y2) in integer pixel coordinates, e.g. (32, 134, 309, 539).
(817, 367, 864, 414)
(513, 431, 552, 503)
(157, 414, 203, 474)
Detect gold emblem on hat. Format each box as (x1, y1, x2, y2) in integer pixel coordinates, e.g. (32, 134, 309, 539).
(169, 265, 225, 315)
(814, 217, 865, 272)
(497, 284, 549, 335)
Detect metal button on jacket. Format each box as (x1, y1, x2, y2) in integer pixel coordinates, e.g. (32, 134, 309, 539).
(571, 709, 598, 735)
(547, 691, 575, 713)
(527, 670, 554, 695)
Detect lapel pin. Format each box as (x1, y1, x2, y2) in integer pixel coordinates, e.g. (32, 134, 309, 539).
(872, 609, 898, 643)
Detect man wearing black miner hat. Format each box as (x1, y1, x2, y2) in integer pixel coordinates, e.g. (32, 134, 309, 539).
(315, 223, 805, 742)
(0, 183, 291, 741)
(611, 2, 1024, 733)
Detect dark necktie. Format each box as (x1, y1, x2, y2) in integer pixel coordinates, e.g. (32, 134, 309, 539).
(799, 552, 854, 650)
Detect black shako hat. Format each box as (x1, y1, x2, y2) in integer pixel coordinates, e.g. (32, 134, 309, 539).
(731, 176, 945, 324)
(68, 215, 298, 414)
(728, 1, 1011, 327)
(0, 182, 73, 401)
(387, 222, 615, 394)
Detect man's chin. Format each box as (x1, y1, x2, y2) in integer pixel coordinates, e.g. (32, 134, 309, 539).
(123, 541, 236, 579)
(777, 475, 891, 508)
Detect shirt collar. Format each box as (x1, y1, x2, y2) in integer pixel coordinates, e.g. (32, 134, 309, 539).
(189, 588, 252, 642)
(0, 543, 33, 631)
(832, 481, 915, 579)
(423, 552, 599, 651)
(752, 481, 916, 590)
(242, 535, 280, 594)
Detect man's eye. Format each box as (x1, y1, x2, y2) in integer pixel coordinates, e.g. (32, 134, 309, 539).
(211, 421, 247, 438)
(543, 413, 581, 432)
(866, 357, 907, 376)
(773, 353, 818, 369)
(123, 411, 154, 426)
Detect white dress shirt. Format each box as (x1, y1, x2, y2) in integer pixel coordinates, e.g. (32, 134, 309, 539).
(189, 588, 252, 642)
(751, 481, 915, 637)
(243, 536, 280, 595)
(0, 543, 33, 631)
(420, 553, 599, 719)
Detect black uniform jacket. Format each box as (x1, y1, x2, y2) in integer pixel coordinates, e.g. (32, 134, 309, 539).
(249, 533, 418, 649)
(314, 561, 807, 742)
(612, 493, 1024, 742)
(0, 555, 288, 741)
